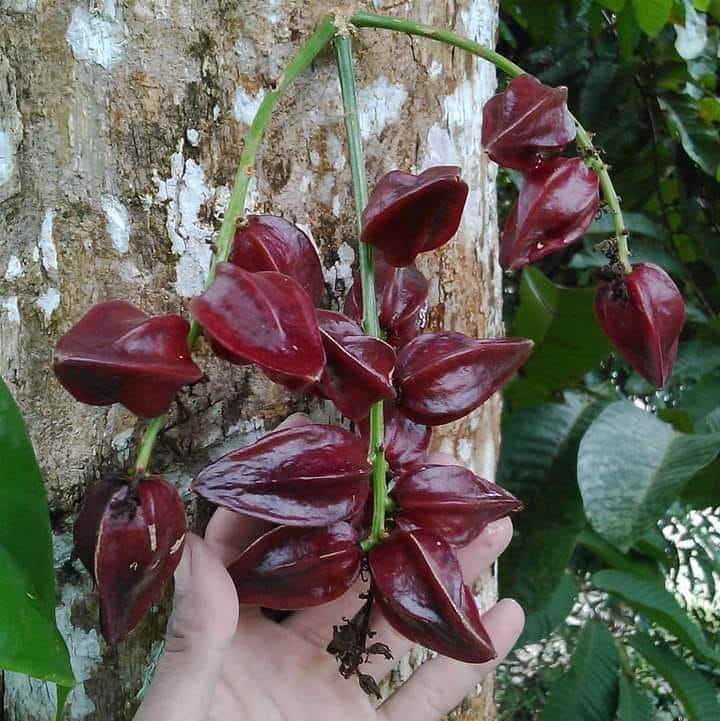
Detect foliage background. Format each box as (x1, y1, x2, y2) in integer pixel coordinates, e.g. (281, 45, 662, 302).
(495, 1, 720, 719)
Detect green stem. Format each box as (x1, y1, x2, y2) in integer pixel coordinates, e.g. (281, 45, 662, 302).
(349, 11, 631, 273)
(333, 33, 388, 550)
(132, 16, 337, 477)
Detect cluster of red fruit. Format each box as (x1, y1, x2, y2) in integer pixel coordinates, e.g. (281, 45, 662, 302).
(483, 74, 685, 386)
(52, 73, 685, 685)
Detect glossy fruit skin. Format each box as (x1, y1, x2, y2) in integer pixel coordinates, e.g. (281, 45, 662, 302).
(481, 74, 576, 171)
(189, 263, 326, 384)
(369, 529, 495, 663)
(393, 464, 522, 547)
(315, 310, 396, 421)
(343, 257, 429, 348)
(396, 332, 534, 425)
(193, 424, 370, 526)
(594, 263, 685, 387)
(501, 157, 600, 271)
(229, 215, 324, 305)
(358, 401, 431, 474)
(360, 166, 469, 267)
(74, 475, 186, 644)
(227, 523, 362, 609)
(53, 301, 202, 418)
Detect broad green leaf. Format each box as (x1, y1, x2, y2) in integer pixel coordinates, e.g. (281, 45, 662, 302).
(518, 573, 578, 647)
(693, 0, 711, 10)
(678, 373, 720, 424)
(0, 546, 74, 685)
(500, 394, 605, 612)
(617, 3, 643, 59)
(659, 94, 720, 177)
(0, 377, 74, 687)
(682, 458, 720, 507)
(506, 268, 611, 404)
(592, 570, 718, 662)
(629, 634, 720, 721)
(577, 528, 662, 582)
(577, 401, 720, 548)
(541, 622, 620, 721)
(586, 210, 669, 243)
(631, 0, 673, 35)
(617, 676, 655, 721)
(633, 527, 674, 569)
(675, 0, 708, 59)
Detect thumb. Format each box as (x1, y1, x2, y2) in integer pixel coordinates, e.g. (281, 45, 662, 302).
(133, 533, 239, 721)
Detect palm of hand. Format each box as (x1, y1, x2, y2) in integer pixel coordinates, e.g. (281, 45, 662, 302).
(136, 503, 521, 721)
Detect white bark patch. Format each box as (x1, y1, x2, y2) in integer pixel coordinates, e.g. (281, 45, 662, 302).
(155, 145, 215, 297)
(66, 6, 125, 70)
(1, 0, 38, 10)
(1, 295, 20, 323)
(4, 255, 23, 280)
(423, 124, 460, 168)
(35, 287, 60, 323)
(322, 241, 355, 290)
(428, 60, 443, 80)
(186, 128, 200, 146)
(233, 86, 265, 126)
(0, 130, 16, 187)
(101, 194, 130, 253)
(357, 76, 408, 140)
(38, 208, 58, 273)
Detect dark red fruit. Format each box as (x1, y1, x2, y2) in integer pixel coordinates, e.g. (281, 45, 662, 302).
(396, 332, 534, 425)
(594, 263, 685, 387)
(481, 74, 576, 171)
(229, 215, 324, 305)
(53, 301, 202, 418)
(500, 157, 600, 271)
(358, 401, 431, 474)
(315, 310, 396, 421)
(343, 257, 429, 348)
(228, 523, 362, 609)
(369, 529, 495, 662)
(74, 475, 186, 644)
(193, 424, 370, 526)
(393, 464, 522, 547)
(189, 263, 325, 385)
(361, 167, 469, 267)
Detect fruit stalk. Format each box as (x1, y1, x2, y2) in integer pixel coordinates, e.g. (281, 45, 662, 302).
(333, 33, 388, 549)
(348, 11, 631, 273)
(133, 16, 337, 476)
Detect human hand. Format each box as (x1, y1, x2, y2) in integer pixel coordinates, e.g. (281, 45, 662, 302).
(134, 417, 524, 721)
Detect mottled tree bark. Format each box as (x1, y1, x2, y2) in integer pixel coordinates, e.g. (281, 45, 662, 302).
(0, 1, 502, 719)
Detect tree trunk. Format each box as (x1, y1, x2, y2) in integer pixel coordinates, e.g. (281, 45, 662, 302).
(0, 1, 502, 719)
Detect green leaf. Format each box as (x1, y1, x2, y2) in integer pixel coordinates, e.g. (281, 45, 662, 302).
(518, 573, 578, 647)
(617, 3, 643, 59)
(631, 0, 674, 35)
(629, 634, 720, 721)
(577, 401, 720, 548)
(506, 268, 612, 404)
(57, 684, 72, 721)
(0, 546, 74, 685)
(617, 676, 655, 721)
(592, 570, 718, 662)
(0, 377, 74, 685)
(500, 394, 605, 613)
(659, 94, 720, 177)
(577, 527, 663, 582)
(693, 0, 711, 10)
(586, 210, 669, 242)
(541, 622, 620, 721)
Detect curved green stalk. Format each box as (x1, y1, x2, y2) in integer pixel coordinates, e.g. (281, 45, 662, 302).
(333, 34, 388, 550)
(132, 16, 337, 477)
(349, 11, 631, 273)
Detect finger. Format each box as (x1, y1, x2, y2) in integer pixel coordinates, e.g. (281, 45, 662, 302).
(203, 413, 313, 565)
(285, 517, 513, 680)
(134, 534, 238, 721)
(379, 598, 525, 721)
(205, 507, 272, 567)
